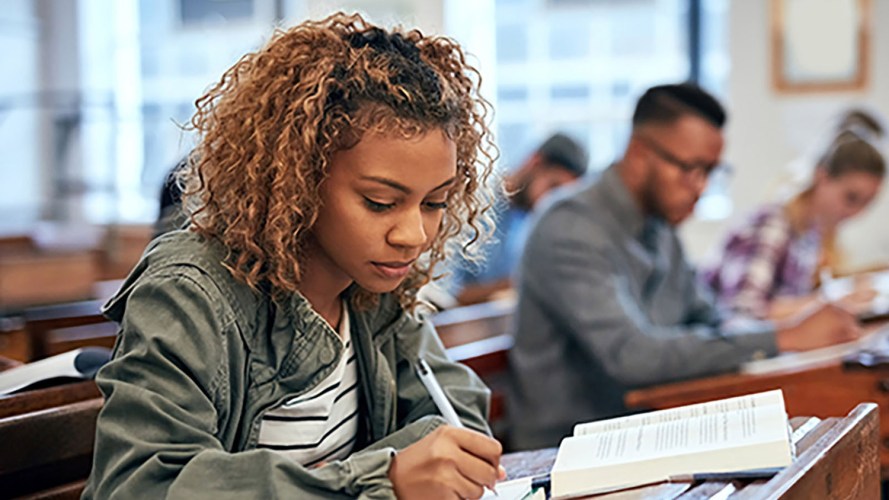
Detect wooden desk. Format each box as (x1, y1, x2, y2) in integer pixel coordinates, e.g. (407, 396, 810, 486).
(432, 297, 515, 348)
(0, 380, 100, 419)
(625, 323, 889, 476)
(502, 403, 879, 499)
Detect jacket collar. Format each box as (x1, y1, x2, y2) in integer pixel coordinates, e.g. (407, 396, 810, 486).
(595, 164, 665, 244)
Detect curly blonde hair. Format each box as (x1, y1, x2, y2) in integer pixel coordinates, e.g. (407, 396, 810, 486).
(182, 12, 497, 309)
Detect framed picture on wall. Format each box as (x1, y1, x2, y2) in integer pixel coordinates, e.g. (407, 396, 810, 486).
(771, 0, 870, 92)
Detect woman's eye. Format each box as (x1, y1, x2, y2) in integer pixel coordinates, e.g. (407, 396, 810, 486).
(424, 201, 449, 211)
(364, 197, 395, 212)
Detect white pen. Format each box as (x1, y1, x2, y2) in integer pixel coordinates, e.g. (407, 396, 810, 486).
(416, 357, 464, 428)
(416, 357, 499, 496)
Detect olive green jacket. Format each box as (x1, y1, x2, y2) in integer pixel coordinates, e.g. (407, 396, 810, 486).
(83, 231, 491, 499)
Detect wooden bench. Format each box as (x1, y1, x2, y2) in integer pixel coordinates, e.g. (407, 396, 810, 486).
(95, 224, 152, 281)
(0, 235, 37, 253)
(0, 250, 99, 312)
(0, 316, 31, 362)
(22, 300, 112, 360)
(0, 380, 101, 419)
(0, 395, 103, 499)
(432, 298, 515, 348)
(0, 359, 103, 498)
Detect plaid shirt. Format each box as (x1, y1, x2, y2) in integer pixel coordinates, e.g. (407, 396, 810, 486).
(700, 203, 821, 318)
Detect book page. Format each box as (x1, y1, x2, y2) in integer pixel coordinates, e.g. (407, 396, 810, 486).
(482, 477, 531, 500)
(0, 349, 83, 395)
(573, 390, 784, 436)
(561, 400, 788, 467)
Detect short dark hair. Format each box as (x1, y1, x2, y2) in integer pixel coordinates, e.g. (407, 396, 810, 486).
(537, 133, 588, 176)
(632, 83, 726, 129)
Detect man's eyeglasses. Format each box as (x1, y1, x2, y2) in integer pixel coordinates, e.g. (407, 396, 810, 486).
(636, 135, 732, 183)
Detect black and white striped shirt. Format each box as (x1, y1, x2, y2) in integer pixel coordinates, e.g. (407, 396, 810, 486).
(257, 303, 359, 467)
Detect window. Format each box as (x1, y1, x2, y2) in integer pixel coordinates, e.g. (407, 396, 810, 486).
(496, 23, 529, 63)
(493, 0, 732, 218)
(180, 0, 255, 25)
(0, 0, 731, 228)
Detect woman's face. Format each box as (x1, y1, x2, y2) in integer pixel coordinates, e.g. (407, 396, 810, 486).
(308, 129, 457, 294)
(811, 169, 883, 229)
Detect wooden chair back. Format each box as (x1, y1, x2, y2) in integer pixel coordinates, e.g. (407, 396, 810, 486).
(22, 300, 111, 360)
(0, 235, 36, 253)
(0, 396, 102, 499)
(432, 298, 515, 348)
(0, 321, 31, 362)
(0, 380, 101, 419)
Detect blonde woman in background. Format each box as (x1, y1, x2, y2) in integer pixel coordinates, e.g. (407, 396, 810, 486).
(701, 114, 886, 321)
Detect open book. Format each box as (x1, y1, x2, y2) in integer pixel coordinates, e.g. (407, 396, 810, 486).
(0, 347, 111, 395)
(550, 390, 793, 499)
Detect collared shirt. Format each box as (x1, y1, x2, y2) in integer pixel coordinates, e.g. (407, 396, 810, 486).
(258, 301, 359, 467)
(700, 203, 821, 318)
(508, 165, 778, 451)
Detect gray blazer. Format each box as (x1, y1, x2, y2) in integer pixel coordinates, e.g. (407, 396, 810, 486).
(508, 166, 777, 450)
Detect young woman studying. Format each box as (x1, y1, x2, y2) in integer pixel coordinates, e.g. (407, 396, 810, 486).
(702, 124, 886, 321)
(84, 13, 504, 499)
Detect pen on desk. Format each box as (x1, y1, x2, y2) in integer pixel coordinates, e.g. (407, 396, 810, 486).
(531, 473, 551, 491)
(668, 467, 782, 483)
(415, 357, 498, 496)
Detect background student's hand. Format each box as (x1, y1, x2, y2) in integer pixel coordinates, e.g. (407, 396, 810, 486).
(775, 302, 861, 352)
(388, 425, 506, 500)
(836, 281, 879, 316)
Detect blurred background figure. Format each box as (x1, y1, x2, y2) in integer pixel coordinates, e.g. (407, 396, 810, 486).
(444, 132, 588, 306)
(701, 109, 887, 321)
(153, 156, 188, 238)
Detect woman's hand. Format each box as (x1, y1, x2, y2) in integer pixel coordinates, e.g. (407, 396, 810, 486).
(388, 425, 506, 499)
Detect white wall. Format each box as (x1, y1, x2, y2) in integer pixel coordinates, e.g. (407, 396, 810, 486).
(681, 0, 889, 269)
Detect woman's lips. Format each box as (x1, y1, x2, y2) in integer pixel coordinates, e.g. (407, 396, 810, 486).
(372, 260, 414, 278)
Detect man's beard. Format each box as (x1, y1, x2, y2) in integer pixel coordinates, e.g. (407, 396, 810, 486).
(509, 183, 533, 211)
(639, 162, 697, 225)
(640, 165, 661, 218)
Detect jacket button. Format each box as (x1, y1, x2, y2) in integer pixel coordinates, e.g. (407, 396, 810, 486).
(320, 345, 336, 364)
